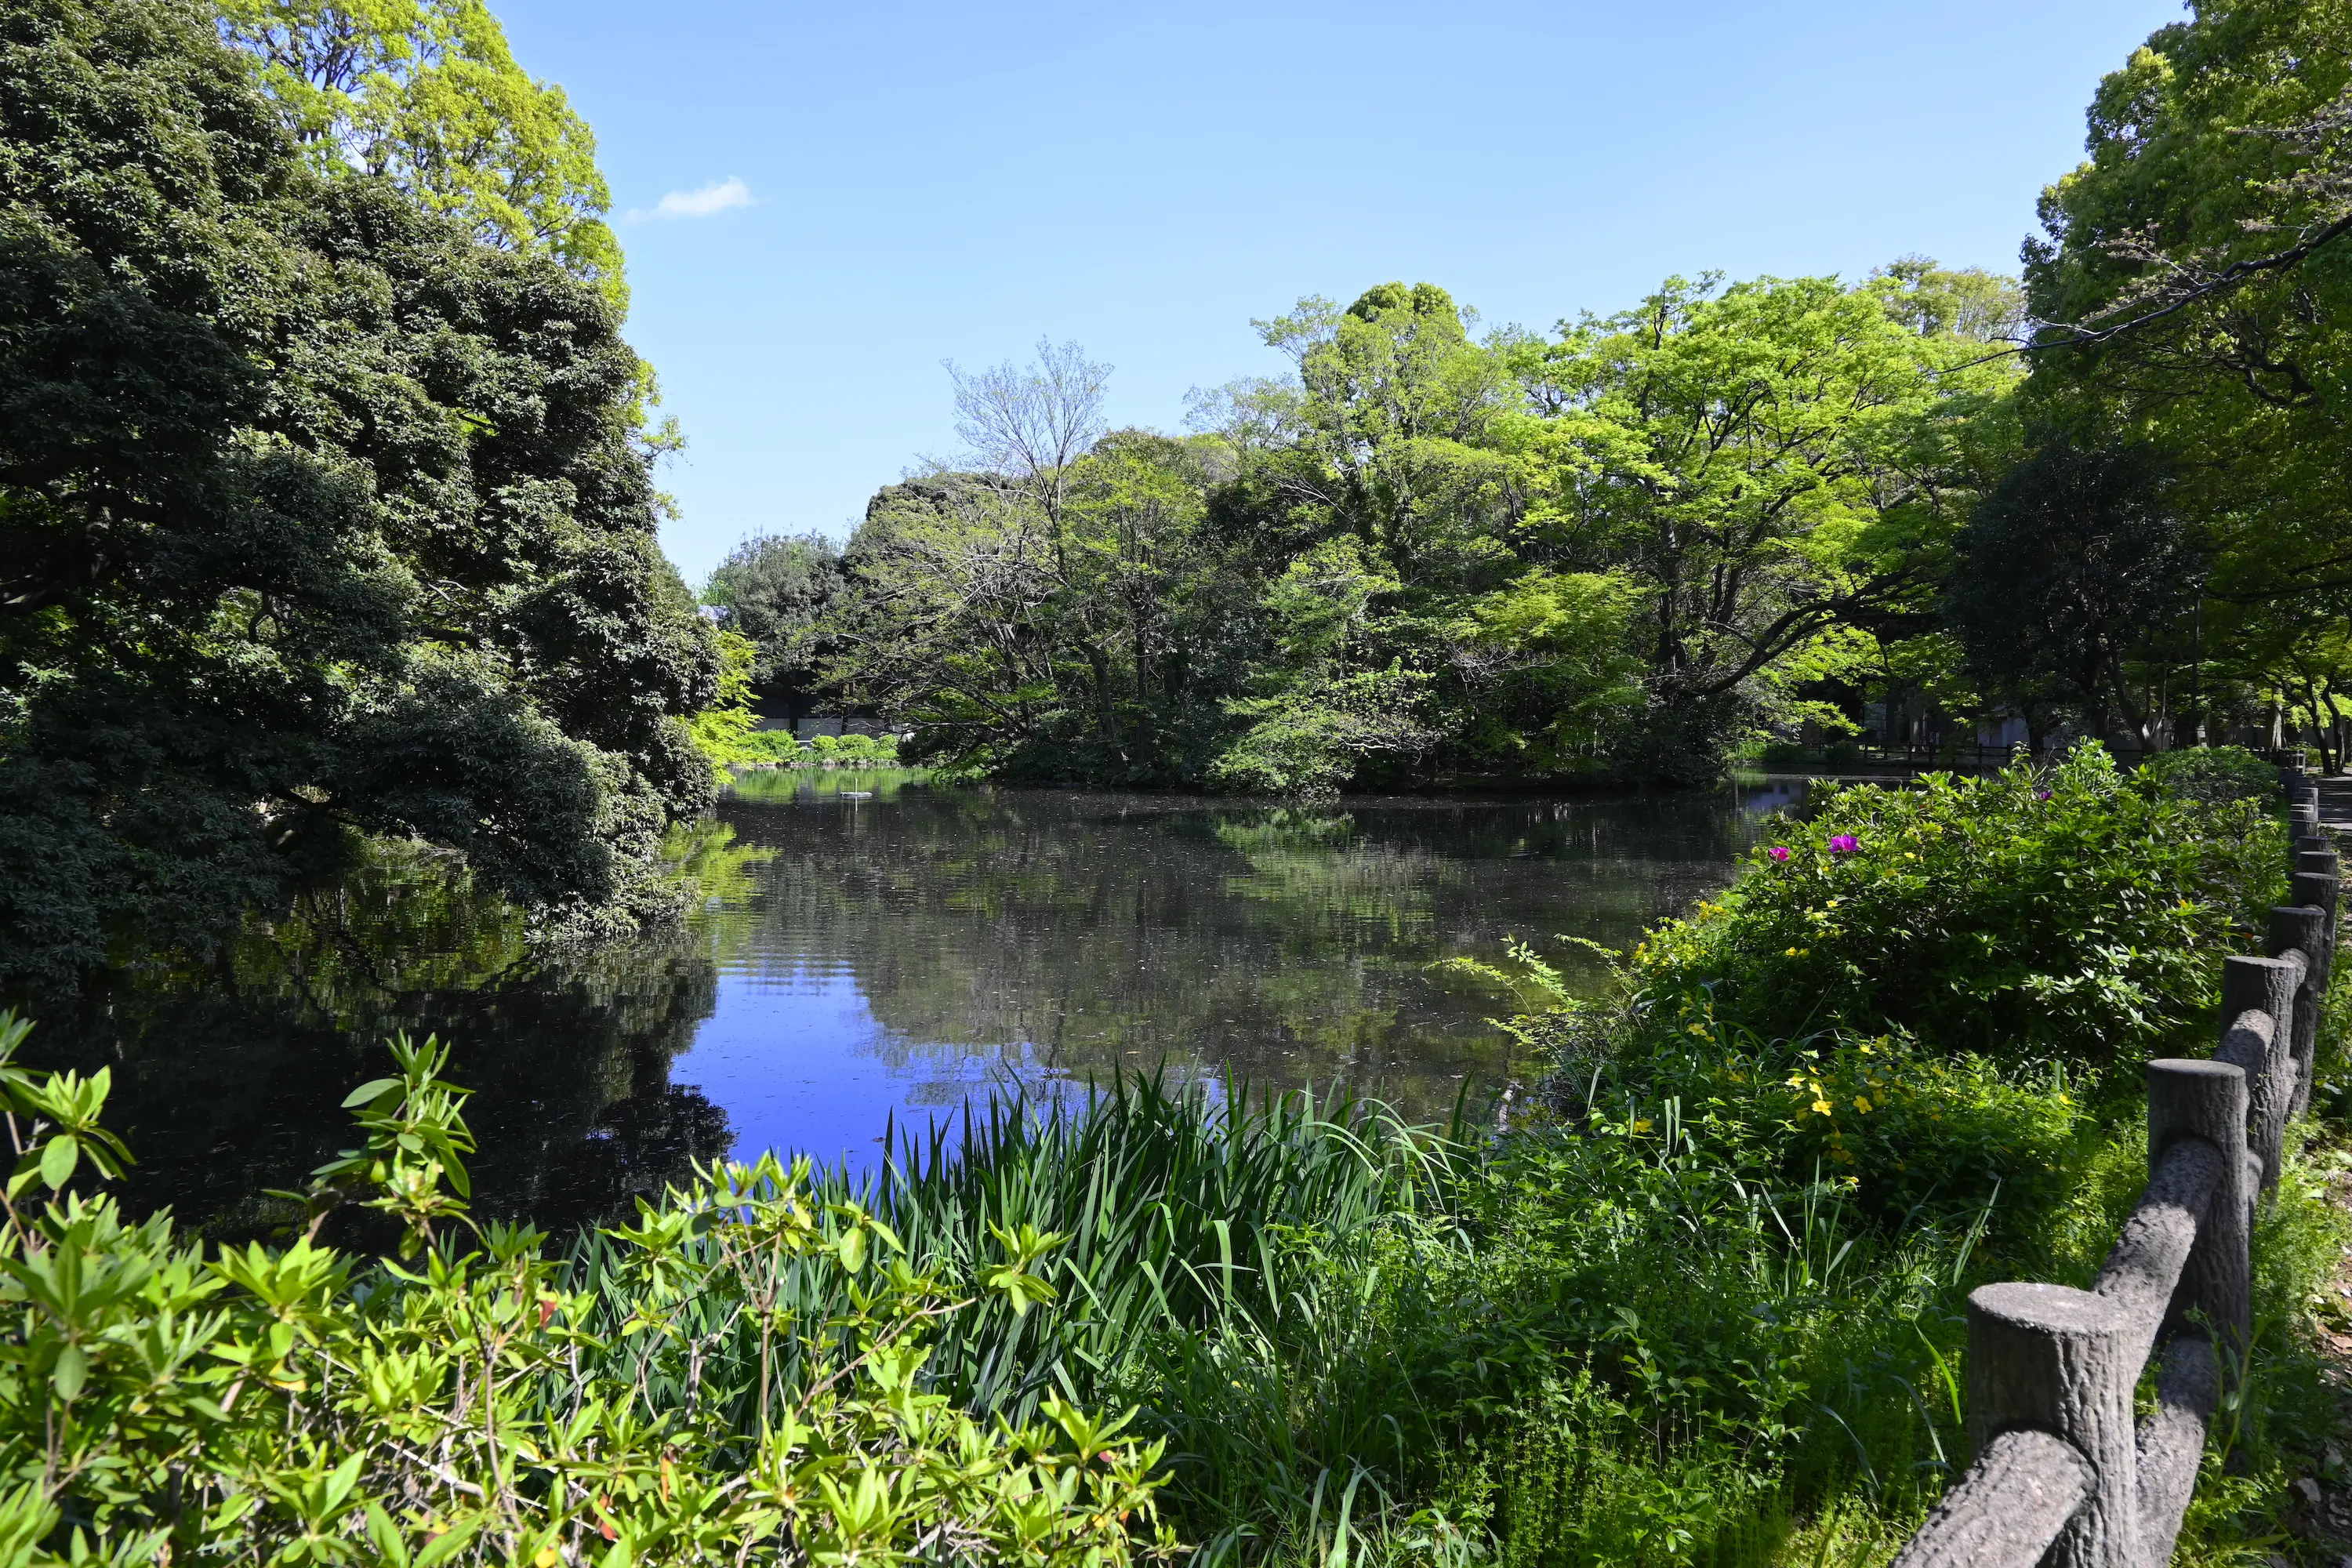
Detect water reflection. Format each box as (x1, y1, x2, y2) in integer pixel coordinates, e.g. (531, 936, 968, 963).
(19, 772, 1804, 1232)
(677, 772, 1788, 1168)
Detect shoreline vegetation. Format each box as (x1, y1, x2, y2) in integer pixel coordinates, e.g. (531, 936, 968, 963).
(8, 746, 2348, 1566)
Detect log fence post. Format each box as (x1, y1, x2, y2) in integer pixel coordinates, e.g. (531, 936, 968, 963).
(2270, 902, 2328, 1123)
(2219, 956, 2296, 1189)
(2145, 1058, 2250, 1357)
(1965, 1283, 2137, 1567)
(1893, 771, 2331, 1566)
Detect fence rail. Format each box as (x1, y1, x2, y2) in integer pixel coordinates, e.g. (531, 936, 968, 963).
(1889, 766, 2336, 1567)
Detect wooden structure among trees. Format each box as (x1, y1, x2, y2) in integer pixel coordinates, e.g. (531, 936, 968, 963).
(1892, 765, 2337, 1566)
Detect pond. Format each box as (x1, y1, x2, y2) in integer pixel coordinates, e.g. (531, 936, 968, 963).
(25, 772, 1809, 1234)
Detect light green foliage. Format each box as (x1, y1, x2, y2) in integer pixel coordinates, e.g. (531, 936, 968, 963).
(1634, 746, 2283, 1067)
(1503, 272, 2020, 776)
(685, 630, 762, 777)
(2141, 743, 2279, 808)
(216, 0, 624, 303)
(0, 1011, 1172, 1566)
(823, 267, 2024, 793)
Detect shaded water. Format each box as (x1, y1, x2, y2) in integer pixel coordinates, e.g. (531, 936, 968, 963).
(26, 773, 1806, 1232)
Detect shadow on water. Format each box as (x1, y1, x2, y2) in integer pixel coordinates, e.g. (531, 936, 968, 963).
(21, 840, 735, 1241)
(13, 769, 1815, 1235)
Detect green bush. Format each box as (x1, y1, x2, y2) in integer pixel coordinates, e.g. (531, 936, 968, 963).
(733, 729, 803, 763)
(808, 734, 840, 757)
(2138, 742, 2278, 808)
(0, 1014, 1171, 1567)
(1634, 746, 2283, 1070)
(832, 733, 878, 760)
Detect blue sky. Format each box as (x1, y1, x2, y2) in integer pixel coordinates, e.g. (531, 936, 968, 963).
(493, 0, 2187, 586)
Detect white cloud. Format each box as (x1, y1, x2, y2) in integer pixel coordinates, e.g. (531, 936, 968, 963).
(631, 176, 753, 222)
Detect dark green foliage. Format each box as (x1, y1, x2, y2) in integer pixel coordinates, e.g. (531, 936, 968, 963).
(1944, 437, 2193, 742)
(0, 0, 717, 993)
(2140, 742, 2280, 808)
(703, 532, 846, 731)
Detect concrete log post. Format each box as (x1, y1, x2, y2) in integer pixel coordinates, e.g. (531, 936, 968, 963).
(1968, 1282, 2137, 1568)
(2272, 906, 2328, 1123)
(2147, 1059, 2250, 1356)
(2220, 956, 2297, 1189)
(1890, 1431, 2093, 1568)
(2136, 1333, 2221, 1566)
(2295, 872, 2339, 1121)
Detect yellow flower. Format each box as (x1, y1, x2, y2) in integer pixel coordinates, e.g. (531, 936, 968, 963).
(1853, 1095, 1872, 1113)
(536, 1552, 561, 1568)
(1786, 947, 1800, 956)
(1904, 851, 1918, 860)
(1632, 1119, 1653, 1132)
(1857, 1043, 1873, 1055)
(1812, 1099, 1834, 1116)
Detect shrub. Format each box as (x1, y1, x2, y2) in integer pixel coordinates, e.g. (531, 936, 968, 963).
(733, 729, 803, 763)
(2138, 743, 2278, 808)
(808, 734, 840, 758)
(1634, 745, 2282, 1070)
(832, 733, 878, 760)
(0, 1014, 1171, 1567)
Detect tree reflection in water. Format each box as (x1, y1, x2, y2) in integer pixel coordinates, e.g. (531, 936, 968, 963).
(23, 830, 758, 1240)
(16, 771, 1791, 1232)
(697, 771, 1776, 1158)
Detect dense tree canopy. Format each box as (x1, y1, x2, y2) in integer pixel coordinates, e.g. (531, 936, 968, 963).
(703, 531, 845, 732)
(0, 0, 715, 993)
(2012, 0, 2352, 758)
(815, 274, 2018, 791)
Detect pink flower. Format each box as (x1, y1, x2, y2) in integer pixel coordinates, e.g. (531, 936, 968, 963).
(1766, 846, 1791, 863)
(1828, 834, 1860, 855)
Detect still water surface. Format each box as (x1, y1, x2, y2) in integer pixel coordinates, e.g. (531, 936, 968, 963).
(35, 772, 1805, 1232)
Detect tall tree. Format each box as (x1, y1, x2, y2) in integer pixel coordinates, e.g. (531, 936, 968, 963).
(216, 0, 622, 302)
(703, 533, 847, 734)
(1504, 273, 2013, 777)
(0, 0, 715, 994)
(2021, 0, 2352, 742)
(1946, 437, 2193, 750)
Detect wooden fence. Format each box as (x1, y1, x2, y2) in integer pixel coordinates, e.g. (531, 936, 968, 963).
(1890, 766, 2338, 1567)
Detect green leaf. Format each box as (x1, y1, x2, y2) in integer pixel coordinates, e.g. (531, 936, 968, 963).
(52, 1345, 85, 1401)
(38, 1136, 74, 1191)
(414, 1520, 477, 1568)
(364, 1504, 411, 1568)
(342, 1078, 401, 1109)
(838, 1225, 867, 1274)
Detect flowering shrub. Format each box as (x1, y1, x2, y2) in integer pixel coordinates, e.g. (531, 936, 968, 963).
(1636, 746, 2282, 1069)
(1608, 1018, 2092, 1236)
(0, 1014, 1171, 1567)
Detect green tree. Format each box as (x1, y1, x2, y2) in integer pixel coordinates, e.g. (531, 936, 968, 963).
(1945, 436, 2194, 750)
(215, 0, 624, 303)
(2021, 0, 2352, 746)
(0, 0, 717, 993)
(705, 532, 846, 734)
(1503, 273, 2015, 777)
